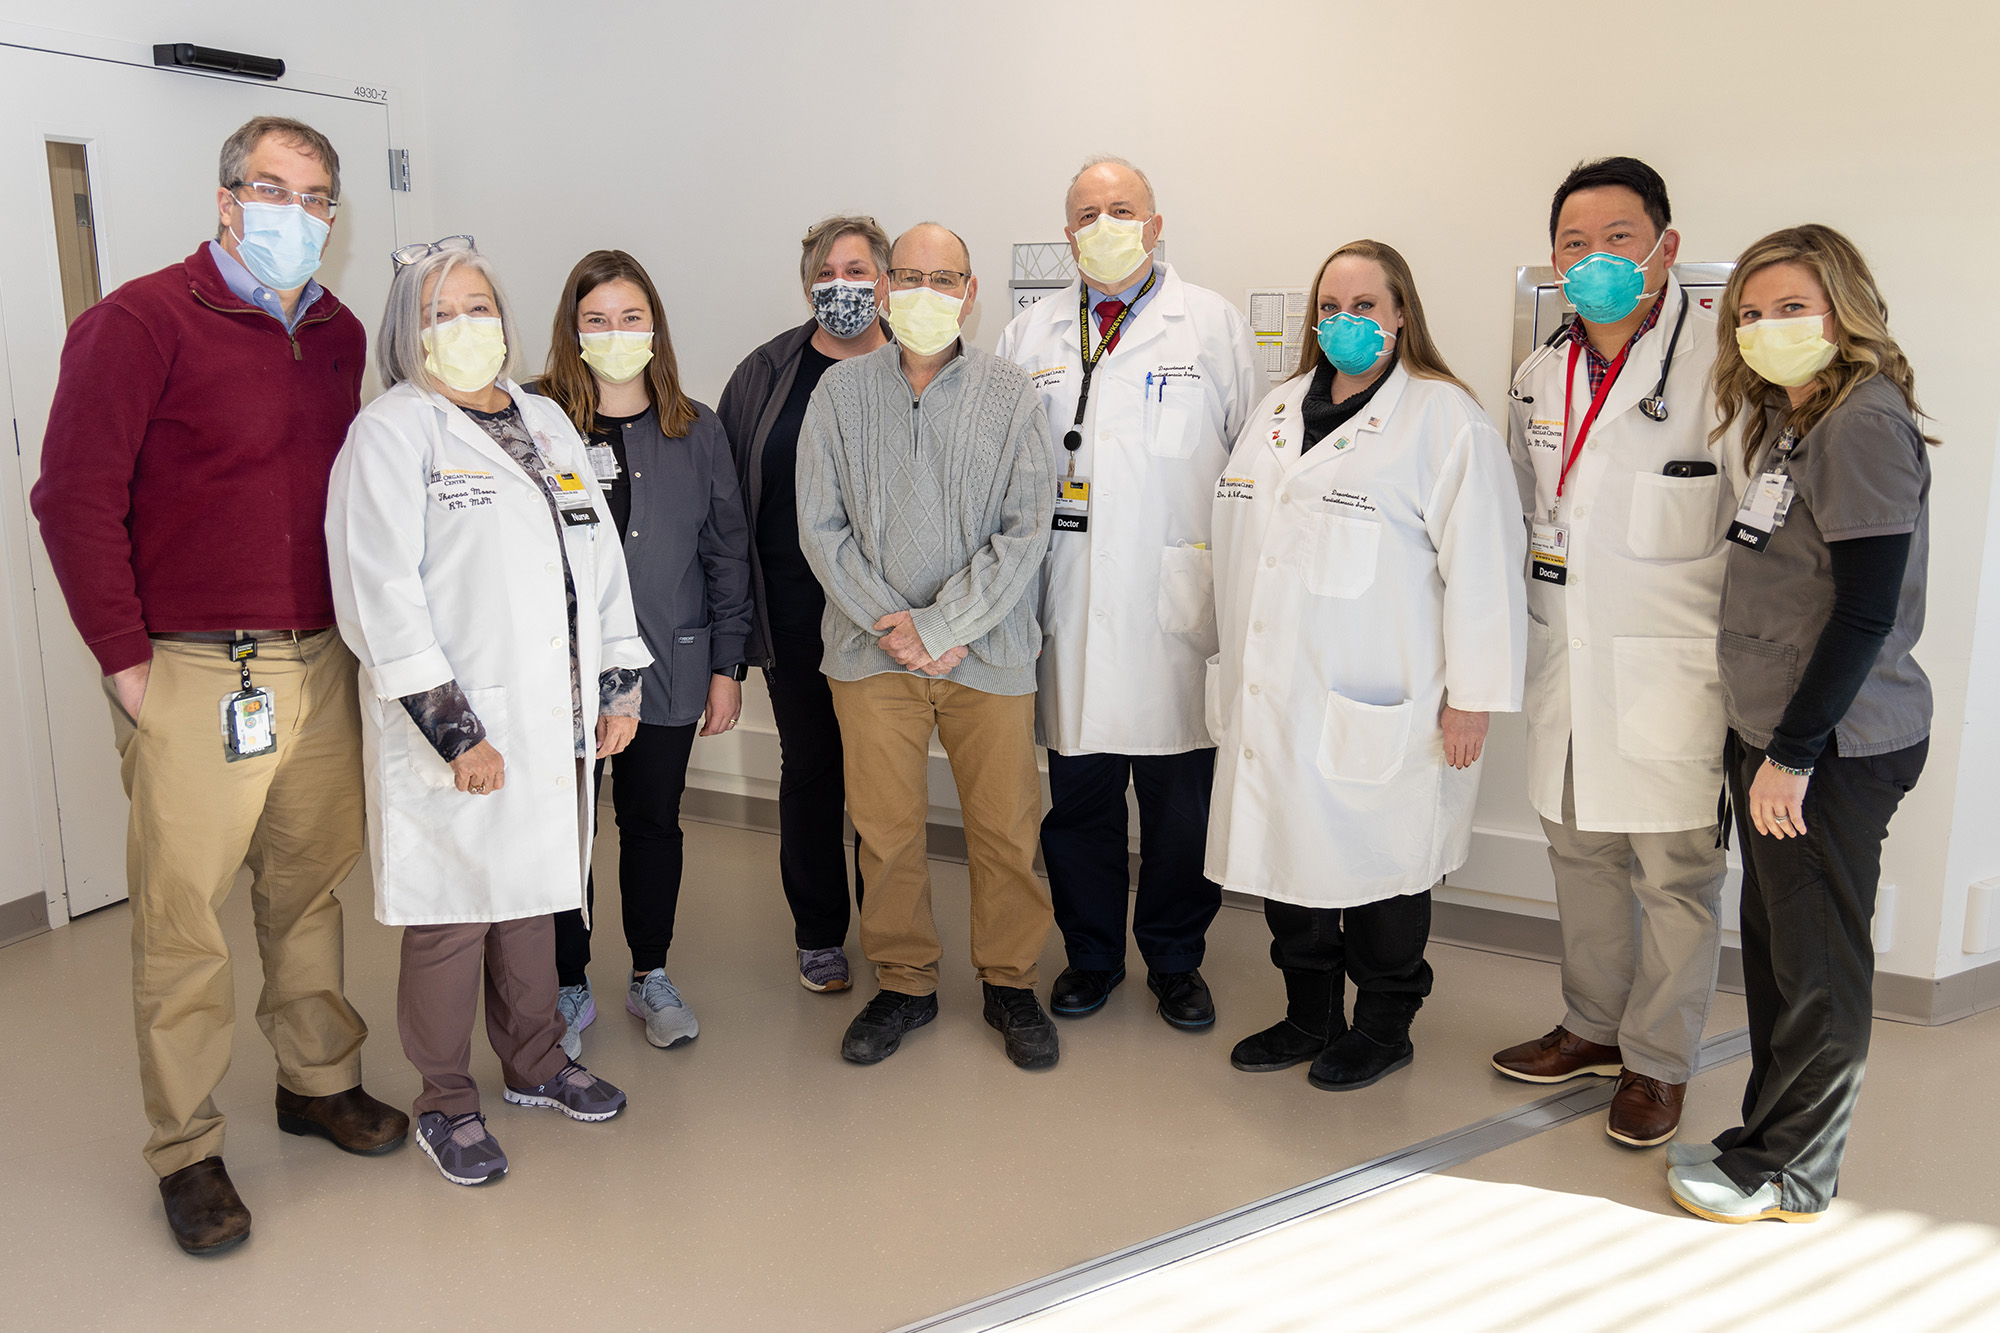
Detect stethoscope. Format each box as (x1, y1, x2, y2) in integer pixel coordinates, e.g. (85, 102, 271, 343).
(1508, 289, 1690, 422)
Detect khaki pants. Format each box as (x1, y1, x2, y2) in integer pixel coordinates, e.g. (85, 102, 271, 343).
(397, 917, 567, 1118)
(829, 673, 1050, 995)
(116, 631, 368, 1176)
(1545, 753, 1725, 1084)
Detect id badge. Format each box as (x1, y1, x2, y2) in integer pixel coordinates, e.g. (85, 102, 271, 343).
(219, 687, 277, 761)
(1053, 476, 1091, 533)
(547, 470, 602, 527)
(1727, 471, 1793, 552)
(586, 444, 621, 483)
(1530, 522, 1569, 586)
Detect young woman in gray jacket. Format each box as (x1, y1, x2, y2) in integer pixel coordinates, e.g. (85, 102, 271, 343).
(535, 249, 752, 1057)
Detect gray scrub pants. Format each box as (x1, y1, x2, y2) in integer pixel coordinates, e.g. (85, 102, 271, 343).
(1544, 753, 1726, 1084)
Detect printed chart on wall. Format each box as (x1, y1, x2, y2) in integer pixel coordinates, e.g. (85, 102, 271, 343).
(1248, 288, 1308, 381)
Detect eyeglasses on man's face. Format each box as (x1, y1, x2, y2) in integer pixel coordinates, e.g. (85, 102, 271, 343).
(887, 268, 971, 295)
(392, 235, 477, 270)
(231, 180, 339, 220)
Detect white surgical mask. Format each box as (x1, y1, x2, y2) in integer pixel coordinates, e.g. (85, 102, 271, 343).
(1072, 214, 1151, 286)
(884, 287, 963, 357)
(423, 315, 506, 393)
(578, 329, 655, 384)
(1737, 314, 1839, 388)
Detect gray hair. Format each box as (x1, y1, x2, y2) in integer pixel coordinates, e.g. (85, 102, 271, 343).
(799, 215, 893, 299)
(1065, 154, 1156, 216)
(376, 246, 519, 394)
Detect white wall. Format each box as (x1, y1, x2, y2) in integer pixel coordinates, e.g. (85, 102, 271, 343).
(9, 0, 1997, 981)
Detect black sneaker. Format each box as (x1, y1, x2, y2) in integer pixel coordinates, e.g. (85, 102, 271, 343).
(840, 990, 938, 1065)
(982, 983, 1061, 1070)
(1147, 969, 1216, 1029)
(1050, 966, 1125, 1017)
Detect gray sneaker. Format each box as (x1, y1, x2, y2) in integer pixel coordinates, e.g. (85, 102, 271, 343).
(627, 968, 699, 1048)
(798, 946, 851, 993)
(416, 1110, 507, 1186)
(502, 1060, 627, 1121)
(556, 982, 595, 1060)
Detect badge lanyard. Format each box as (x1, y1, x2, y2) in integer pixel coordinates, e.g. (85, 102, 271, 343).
(219, 635, 277, 761)
(1060, 268, 1158, 480)
(1549, 336, 1638, 523)
(1726, 425, 1801, 552)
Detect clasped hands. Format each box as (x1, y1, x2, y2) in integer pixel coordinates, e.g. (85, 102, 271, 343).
(874, 610, 966, 677)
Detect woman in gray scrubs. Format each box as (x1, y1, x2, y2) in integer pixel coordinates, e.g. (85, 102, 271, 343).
(1669, 224, 1935, 1225)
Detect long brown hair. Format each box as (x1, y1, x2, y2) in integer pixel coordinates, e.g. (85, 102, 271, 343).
(1294, 239, 1473, 399)
(1711, 224, 1937, 464)
(542, 249, 698, 438)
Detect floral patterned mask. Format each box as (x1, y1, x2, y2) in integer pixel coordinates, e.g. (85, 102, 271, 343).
(811, 279, 879, 340)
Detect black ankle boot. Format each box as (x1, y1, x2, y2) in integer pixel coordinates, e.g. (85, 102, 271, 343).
(1230, 968, 1341, 1072)
(1307, 1028, 1413, 1091)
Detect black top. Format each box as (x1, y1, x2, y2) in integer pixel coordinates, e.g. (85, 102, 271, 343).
(757, 339, 839, 640)
(586, 407, 650, 539)
(1301, 359, 1392, 454)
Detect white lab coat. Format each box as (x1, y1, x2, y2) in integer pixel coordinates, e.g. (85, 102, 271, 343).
(1506, 277, 1740, 834)
(1205, 364, 1527, 908)
(325, 379, 652, 926)
(994, 263, 1262, 755)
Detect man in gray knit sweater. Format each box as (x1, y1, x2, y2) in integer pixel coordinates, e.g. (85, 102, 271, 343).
(798, 223, 1061, 1070)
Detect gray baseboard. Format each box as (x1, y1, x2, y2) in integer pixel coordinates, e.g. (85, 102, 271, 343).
(0, 894, 49, 949)
(677, 787, 2000, 1027)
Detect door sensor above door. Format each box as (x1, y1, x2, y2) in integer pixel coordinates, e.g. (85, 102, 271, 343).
(152, 44, 285, 81)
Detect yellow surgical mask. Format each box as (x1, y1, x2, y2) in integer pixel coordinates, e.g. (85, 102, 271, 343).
(1073, 214, 1151, 286)
(579, 329, 655, 384)
(886, 287, 963, 357)
(423, 315, 506, 393)
(1737, 314, 1839, 388)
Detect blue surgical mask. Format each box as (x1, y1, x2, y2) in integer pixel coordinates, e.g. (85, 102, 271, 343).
(811, 279, 878, 340)
(1316, 312, 1395, 375)
(233, 200, 330, 291)
(1558, 232, 1664, 325)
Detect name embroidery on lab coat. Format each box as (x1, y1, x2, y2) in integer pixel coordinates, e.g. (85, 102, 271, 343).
(428, 468, 498, 511)
(1029, 365, 1068, 389)
(1525, 419, 1562, 452)
(1216, 476, 1256, 501)
(1320, 488, 1376, 514)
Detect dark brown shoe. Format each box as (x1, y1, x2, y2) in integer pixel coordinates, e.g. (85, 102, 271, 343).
(1490, 1025, 1623, 1083)
(276, 1084, 409, 1155)
(159, 1157, 251, 1256)
(1607, 1069, 1685, 1147)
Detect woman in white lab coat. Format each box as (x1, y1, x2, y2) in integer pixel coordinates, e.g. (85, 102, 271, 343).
(325, 239, 652, 1187)
(1209, 240, 1527, 1091)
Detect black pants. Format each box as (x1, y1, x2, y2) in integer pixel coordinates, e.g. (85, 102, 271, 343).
(1042, 748, 1222, 974)
(1265, 892, 1433, 1038)
(1716, 730, 1926, 1213)
(764, 630, 860, 950)
(553, 720, 697, 986)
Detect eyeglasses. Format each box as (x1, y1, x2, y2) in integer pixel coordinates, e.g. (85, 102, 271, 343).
(887, 268, 972, 295)
(230, 180, 338, 220)
(392, 235, 477, 270)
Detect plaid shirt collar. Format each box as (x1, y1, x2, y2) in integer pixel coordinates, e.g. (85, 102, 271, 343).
(1571, 291, 1665, 397)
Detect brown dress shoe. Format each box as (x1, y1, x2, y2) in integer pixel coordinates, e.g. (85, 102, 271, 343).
(1607, 1069, 1685, 1147)
(1490, 1025, 1624, 1083)
(276, 1084, 410, 1155)
(160, 1157, 251, 1255)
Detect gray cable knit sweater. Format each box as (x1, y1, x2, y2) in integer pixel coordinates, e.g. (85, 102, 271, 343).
(797, 340, 1055, 696)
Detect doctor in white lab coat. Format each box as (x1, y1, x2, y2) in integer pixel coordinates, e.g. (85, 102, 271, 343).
(326, 242, 648, 1185)
(993, 155, 1260, 1030)
(1487, 158, 1739, 1154)
(1209, 240, 1525, 1093)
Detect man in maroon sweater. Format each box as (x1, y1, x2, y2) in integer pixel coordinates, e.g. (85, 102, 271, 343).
(31, 116, 404, 1257)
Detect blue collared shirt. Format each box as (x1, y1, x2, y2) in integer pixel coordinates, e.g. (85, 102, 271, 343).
(206, 239, 324, 332)
(1088, 261, 1161, 331)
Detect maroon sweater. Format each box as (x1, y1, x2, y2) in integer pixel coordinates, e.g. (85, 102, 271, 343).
(31, 245, 365, 675)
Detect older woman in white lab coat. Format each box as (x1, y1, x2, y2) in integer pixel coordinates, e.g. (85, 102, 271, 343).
(1208, 240, 1526, 1092)
(325, 239, 651, 1187)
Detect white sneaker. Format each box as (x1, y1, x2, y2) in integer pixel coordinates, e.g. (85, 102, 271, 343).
(1668, 1161, 1822, 1224)
(556, 982, 594, 1060)
(626, 969, 699, 1049)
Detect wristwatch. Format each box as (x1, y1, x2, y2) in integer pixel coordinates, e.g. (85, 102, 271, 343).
(721, 663, 748, 682)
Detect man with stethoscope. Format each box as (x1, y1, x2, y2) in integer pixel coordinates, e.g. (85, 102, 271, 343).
(1490, 157, 1743, 1151)
(995, 156, 1260, 1030)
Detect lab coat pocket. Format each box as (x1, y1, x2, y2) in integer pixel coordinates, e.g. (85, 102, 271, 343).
(1612, 637, 1726, 761)
(1306, 512, 1381, 599)
(1204, 653, 1225, 744)
(667, 626, 712, 721)
(406, 685, 509, 791)
(1147, 395, 1196, 459)
(1628, 472, 1723, 561)
(1315, 690, 1413, 785)
(1157, 545, 1214, 634)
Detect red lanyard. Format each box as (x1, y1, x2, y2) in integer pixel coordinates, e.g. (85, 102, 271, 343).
(1554, 336, 1636, 510)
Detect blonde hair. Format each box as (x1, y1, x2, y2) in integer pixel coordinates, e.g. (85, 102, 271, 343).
(1711, 223, 1937, 463)
(1294, 240, 1473, 399)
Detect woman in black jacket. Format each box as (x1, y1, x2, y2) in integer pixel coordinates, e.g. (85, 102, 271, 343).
(716, 215, 892, 995)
